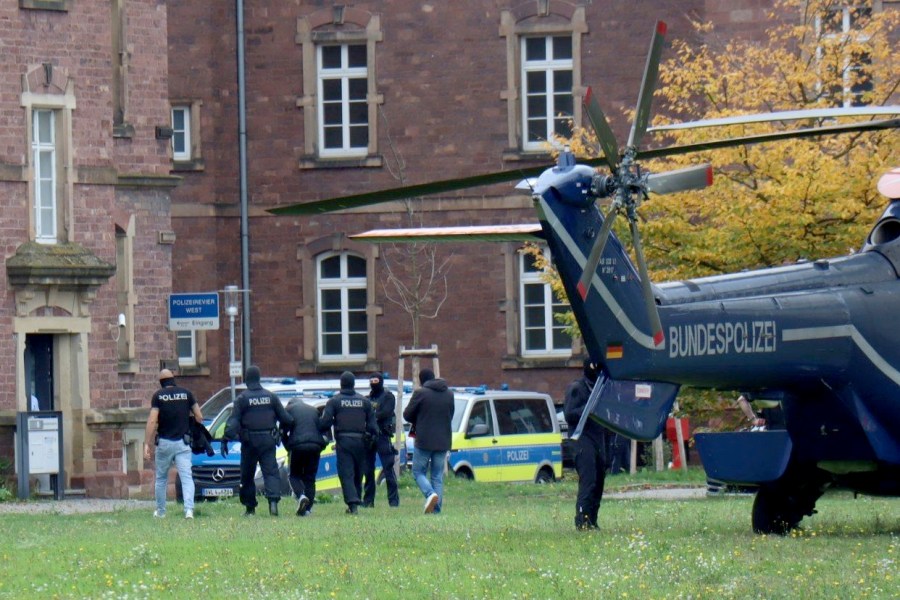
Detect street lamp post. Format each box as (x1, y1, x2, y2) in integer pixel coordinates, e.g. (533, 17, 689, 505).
(223, 285, 240, 402)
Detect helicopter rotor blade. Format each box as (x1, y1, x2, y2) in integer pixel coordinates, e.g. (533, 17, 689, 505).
(627, 20, 667, 151)
(646, 164, 713, 195)
(641, 117, 900, 160)
(576, 204, 619, 300)
(583, 86, 620, 173)
(267, 164, 551, 215)
(628, 214, 664, 346)
(268, 117, 899, 216)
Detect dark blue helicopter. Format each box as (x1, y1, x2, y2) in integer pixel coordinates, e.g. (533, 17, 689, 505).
(270, 22, 900, 534)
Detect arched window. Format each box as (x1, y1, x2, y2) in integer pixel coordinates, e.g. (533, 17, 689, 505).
(316, 252, 368, 360)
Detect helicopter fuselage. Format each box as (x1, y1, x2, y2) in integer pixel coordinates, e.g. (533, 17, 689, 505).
(537, 165, 900, 477)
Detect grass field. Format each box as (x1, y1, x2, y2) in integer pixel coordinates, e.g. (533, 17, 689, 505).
(1, 469, 898, 599)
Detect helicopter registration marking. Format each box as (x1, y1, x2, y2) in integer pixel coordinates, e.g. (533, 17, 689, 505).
(668, 320, 777, 358)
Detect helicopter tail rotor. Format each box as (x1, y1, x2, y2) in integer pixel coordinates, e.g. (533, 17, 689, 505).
(575, 20, 677, 347)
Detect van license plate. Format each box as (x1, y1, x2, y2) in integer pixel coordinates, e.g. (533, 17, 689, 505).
(203, 488, 233, 497)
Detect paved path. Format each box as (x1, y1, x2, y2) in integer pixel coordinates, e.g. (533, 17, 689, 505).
(0, 498, 155, 515)
(0, 487, 708, 514)
(606, 486, 707, 500)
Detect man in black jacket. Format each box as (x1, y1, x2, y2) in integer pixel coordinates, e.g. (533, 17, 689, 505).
(403, 368, 455, 514)
(362, 372, 400, 508)
(222, 365, 293, 516)
(282, 398, 328, 516)
(563, 358, 607, 530)
(320, 371, 378, 514)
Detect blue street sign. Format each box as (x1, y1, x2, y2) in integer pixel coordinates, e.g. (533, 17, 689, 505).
(169, 292, 220, 331)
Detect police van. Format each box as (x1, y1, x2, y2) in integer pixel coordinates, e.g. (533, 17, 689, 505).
(199, 377, 413, 425)
(183, 377, 412, 501)
(407, 388, 562, 484)
(179, 393, 339, 501)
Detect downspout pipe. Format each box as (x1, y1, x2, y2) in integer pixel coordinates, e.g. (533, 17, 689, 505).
(236, 0, 251, 367)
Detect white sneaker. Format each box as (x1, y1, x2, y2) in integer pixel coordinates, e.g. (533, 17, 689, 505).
(424, 492, 439, 514)
(153, 510, 165, 518)
(296, 495, 310, 516)
(184, 509, 194, 519)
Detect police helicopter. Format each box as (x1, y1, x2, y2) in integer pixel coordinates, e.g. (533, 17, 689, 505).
(271, 21, 900, 535)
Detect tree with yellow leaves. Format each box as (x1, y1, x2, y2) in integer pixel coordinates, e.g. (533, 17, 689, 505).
(643, 0, 899, 280)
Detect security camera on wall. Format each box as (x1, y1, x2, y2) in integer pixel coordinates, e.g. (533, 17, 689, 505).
(117, 313, 126, 328)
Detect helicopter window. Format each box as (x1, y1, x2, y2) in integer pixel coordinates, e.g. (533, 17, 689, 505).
(316, 252, 368, 360)
(521, 36, 574, 151)
(519, 248, 572, 356)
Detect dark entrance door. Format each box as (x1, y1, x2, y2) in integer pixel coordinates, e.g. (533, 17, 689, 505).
(25, 334, 54, 411)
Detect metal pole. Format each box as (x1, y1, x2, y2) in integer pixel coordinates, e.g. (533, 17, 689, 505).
(235, 0, 251, 369)
(229, 312, 237, 402)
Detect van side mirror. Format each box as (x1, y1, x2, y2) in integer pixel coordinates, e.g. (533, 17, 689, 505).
(465, 423, 489, 438)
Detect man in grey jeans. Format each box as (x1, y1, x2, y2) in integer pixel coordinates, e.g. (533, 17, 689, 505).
(143, 369, 204, 519)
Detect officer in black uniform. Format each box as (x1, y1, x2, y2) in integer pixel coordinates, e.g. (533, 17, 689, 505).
(320, 371, 378, 514)
(222, 365, 293, 516)
(563, 358, 607, 530)
(362, 372, 400, 507)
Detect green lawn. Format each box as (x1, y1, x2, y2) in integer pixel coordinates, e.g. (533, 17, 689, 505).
(1, 470, 898, 599)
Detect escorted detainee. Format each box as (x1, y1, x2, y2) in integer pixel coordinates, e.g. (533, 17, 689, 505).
(222, 365, 293, 516)
(320, 371, 378, 514)
(564, 358, 607, 530)
(403, 368, 455, 514)
(362, 372, 400, 508)
(144, 369, 204, 519)
(282, 397, 329, 516)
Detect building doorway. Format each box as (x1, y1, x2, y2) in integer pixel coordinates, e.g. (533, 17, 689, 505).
(25, 334, 54, 411)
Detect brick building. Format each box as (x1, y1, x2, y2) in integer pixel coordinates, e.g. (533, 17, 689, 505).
(0, 0, 176, 497)
(167, 0, 779, 405)
(1, 0, 892, 498)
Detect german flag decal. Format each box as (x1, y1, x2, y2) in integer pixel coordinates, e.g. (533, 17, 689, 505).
(606, 344, 623, 360)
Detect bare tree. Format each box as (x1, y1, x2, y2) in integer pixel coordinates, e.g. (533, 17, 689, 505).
(378, 107, 452, 352)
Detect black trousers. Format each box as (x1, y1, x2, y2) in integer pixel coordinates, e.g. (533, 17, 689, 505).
(288, 446, 322, 505)
(363, 433, 399, 507)
(335, 435, 366, 508)
(239, 432, 280, 508)
(574, 432, 607, 528)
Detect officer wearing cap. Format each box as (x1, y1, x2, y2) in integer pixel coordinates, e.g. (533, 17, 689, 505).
(362, 372, 400, 508)
(144, 369, 204, 519)
(563, 358, 607, 530)
(320, 371, 378, 514)
(222, 365, 293, 516)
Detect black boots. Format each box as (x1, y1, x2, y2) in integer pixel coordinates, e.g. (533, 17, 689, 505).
(269, 499, 279, 516)
(244, 506, 255, 517)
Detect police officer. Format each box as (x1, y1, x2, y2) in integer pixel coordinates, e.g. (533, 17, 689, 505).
(362, 372, 400, 508)
(222, 365, 293, 516)
(563, 358, 607, 530)
(144, 369, 204, 519)
(320, 371, 378, 514)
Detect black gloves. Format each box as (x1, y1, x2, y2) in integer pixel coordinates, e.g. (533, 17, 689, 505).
(220, 440, 229, 458)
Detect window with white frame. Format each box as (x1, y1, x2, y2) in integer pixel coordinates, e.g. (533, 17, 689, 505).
(817, 4, 873, 107)
(520, 248, 572, 356)
(317, 252, 368, 360)
(521, 36, 574, 151)
(317, 44, 369, 157)
(176, 330, 197, 368)
(171, 106, 191, 161)
(33, 109, 58, 243)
